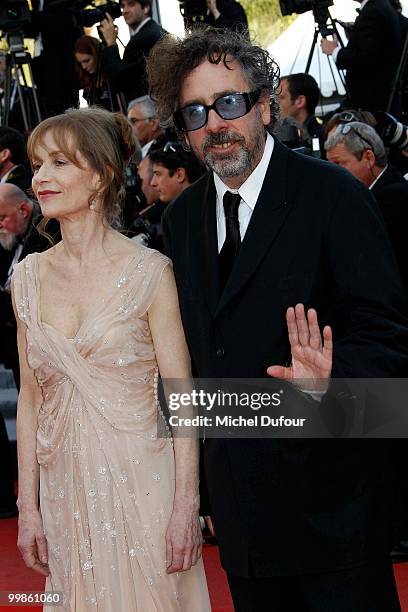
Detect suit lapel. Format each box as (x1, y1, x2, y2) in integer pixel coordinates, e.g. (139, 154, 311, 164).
(190, 174, 221, 315)
(215, 139, 291, 317)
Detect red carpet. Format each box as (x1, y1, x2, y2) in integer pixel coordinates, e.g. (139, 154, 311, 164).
(1, 517, 408, 611)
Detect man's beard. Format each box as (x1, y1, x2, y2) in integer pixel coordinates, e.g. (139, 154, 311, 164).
(200, 117, 265, 182)
(0, 231, 18, 251)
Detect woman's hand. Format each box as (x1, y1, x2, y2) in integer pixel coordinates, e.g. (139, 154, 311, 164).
(267, 304, 332, 391)
(18, 508, 50, 577)
(165, 497, 203, 574)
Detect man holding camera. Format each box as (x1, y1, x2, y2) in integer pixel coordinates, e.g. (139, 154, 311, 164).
(321, 0, 401, 111)
(100, 0, 164, 106)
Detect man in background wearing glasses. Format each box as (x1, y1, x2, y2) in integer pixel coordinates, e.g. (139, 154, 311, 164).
(147, 28, 407, 611)
(326, 121, 408, 291)
(127, 95, 163, 158)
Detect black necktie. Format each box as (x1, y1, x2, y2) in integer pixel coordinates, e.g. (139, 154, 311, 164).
(219, 191, 241, 291)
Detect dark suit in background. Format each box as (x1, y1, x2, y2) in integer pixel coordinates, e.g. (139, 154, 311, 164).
(103, 19, 164, 105)
(371, 164, 408, 292)
(335, 0, 401, 111)
(205, 0, 248, 32)
(4, 164, 32, 193)
(164, 138, 407, 610)
(31, 1, 82, 117)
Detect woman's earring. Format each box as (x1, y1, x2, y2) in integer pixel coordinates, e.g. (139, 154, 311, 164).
(89, 196, 97, 210)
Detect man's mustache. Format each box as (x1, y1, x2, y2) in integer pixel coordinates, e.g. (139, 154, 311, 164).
(202, 132, 245, 149)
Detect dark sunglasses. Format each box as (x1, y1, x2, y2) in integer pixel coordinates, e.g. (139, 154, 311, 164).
(339, 123, 373, 150)
(173, 89, 262, 132)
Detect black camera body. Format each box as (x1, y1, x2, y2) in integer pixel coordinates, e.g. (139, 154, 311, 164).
(280, 0, 334, 35)
(279, 0, 333, 17)
(76, 1, 122, 28)
(0, 0, 31, 33)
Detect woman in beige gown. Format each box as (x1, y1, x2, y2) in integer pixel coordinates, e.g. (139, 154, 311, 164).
(11, 107, 211, 611)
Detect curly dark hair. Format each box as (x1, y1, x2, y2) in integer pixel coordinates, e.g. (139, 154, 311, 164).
(146, 27, 280, 133)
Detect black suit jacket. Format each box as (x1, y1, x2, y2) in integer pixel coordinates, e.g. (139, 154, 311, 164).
(336, 0, 401, 111)
(372, 164, 408, 292)
(163, 137, 408, 577)
(30, 2, 81, 117)
(103, 19, 165, 104)
(5, 164, 32, 193)
(205, 0, 248, 32)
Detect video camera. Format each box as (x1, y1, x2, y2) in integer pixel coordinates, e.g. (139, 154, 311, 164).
(74, 0, 122, 28)
(280, 0, 334, 36)
(0, 0, 122, 36)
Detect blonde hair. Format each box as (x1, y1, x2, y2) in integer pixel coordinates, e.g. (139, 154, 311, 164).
(27, 106, 136, 230)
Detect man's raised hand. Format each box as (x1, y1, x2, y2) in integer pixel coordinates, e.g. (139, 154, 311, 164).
(267, 304, 332, 391)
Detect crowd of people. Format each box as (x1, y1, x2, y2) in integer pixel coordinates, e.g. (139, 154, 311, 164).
(1, 0, 408, 610)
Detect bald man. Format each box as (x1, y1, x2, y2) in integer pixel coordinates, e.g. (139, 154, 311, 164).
(0, 184, 34, 257)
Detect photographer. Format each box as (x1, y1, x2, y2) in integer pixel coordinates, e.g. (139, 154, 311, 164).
(321, 0, 401, 112)
(279, 73, 324, 148)
(99, 0, 165, 105)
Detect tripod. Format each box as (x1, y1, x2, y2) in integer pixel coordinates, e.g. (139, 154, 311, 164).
(387, 28, 408, 117)
(0, 30, 41, 131)
(305, 14, 349, 100)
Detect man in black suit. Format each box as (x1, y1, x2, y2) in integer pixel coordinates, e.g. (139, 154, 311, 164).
(325, 121, 408, 291)
(147, 28, 408, 611)
(100, 0, 164, 106)
(30, 0, 82, 118)
(321, 0, 401, 111)
(0, 127, 31, 193)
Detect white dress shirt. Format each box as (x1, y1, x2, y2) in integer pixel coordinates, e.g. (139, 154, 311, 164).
(214, 132, 274, 252)
(369, 165, 387, 190)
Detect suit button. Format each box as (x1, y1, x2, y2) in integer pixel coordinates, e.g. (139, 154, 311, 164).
(216, 347, 225, 357)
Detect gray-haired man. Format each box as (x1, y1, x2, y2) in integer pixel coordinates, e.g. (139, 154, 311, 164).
(127, 95, 163, 157)
(326, 121, 408, 290)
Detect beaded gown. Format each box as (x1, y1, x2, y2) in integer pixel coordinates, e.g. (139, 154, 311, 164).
(12, 249, 211, 612)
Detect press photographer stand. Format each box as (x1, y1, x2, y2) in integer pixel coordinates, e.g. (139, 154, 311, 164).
(305, 15, 348, 98)
(0, 31, 41, 131)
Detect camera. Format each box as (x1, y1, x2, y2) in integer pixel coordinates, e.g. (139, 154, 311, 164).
(280, 0, 334, 35)
(75, 0, 122, 28)
(279, 0, 333, 16)
(0, 0, 31, 33)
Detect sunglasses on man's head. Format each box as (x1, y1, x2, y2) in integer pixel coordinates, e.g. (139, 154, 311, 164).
(335, 110, 357, 123)
(338, 123, 374, 150)
(173, 89, 262, 132)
